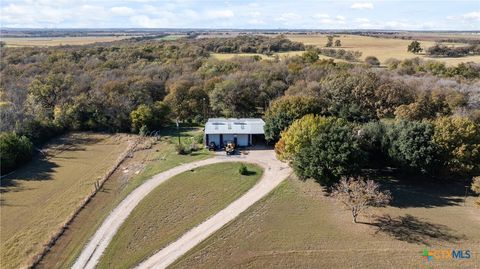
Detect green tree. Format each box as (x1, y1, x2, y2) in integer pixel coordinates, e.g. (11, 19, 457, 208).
(130, 104, 153, 133)
(291, 117, 365, 185)
(264, 96, 323, 142)
(407, 40, 423, 54)
(0, 133, 34, 174)
(433, 116, 480, 175)
(335, 39, 341, 47)
(276, 114, 326, 160)
(385, 120, 439, 174)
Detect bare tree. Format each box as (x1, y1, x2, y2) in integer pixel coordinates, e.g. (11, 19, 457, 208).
(332, 177, 392, 223)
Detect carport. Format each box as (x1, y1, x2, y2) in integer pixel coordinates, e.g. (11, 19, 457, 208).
(204, 118, 265, 148)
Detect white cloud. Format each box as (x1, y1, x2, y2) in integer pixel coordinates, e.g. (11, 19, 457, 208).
(336, 15, 345, 21)
(110, 7, 135, 16)
(247, 18, 265, 25)
(355, 18, 370, 23)
(204, 9, 234, 19)
(350, 2, 374, 10)
(313, 13, 330, 19)
(448, 11, 480, 21)
(276, 12, 302, 22)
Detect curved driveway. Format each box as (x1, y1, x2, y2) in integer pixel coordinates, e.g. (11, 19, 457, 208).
(72, 149, 291, 269)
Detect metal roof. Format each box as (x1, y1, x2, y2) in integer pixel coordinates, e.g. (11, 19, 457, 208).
(205, 118, 265, 134)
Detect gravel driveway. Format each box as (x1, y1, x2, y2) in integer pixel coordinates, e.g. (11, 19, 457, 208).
(72, 149, 291, 269)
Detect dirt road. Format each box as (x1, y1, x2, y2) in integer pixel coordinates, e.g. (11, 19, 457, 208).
(72, 149, 291, 269)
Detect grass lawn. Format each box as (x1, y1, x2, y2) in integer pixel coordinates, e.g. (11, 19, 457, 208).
(0, 133, 132, 269)
(172, 176, 479, 269)
(286, 34, 480, 66)
(97, 162, 263, 269)
(37, 127, 212, 269)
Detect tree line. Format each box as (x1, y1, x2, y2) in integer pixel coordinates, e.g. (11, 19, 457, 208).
(1, 35, 479, 175)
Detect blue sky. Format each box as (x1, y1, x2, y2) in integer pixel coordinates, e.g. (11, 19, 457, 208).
(1, 0, 479, 30)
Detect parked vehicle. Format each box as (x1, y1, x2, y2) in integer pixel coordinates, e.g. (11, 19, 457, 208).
(208, 141, 217, 151)
(225, 141, 236, 155)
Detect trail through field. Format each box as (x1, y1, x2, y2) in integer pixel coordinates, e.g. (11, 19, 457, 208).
(72, 149, 291, 269)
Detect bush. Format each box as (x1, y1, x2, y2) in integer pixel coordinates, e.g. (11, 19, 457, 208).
(0, 132, 34, 174)
(365, 56, 380, 66)
(239, 164, 249, 175)
(175, 143, 190, 155)
(194, 133, 204, 144)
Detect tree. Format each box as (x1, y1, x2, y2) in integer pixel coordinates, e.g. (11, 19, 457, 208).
(471, 176, 480, 206)
(332, 177, 392, 223)
(335, 40, 341, 47)
(130, 101, 171, 133)
(264, 96, 323, 142)
(292, 118, 365, 185)
(433, 116, 480, 175)
(0, 133, 34, 174)
(326, 36, 334, 47)
(130, 104, 153, 133)
(385, 120, 439, 174)
(364, 56, 380, 67)
(407, 40, 422, 54)
(276, 114, 326, 160)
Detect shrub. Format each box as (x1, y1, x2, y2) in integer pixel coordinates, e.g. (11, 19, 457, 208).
(0, 132, 34, 174)
(239, 164, 248, 175)
(175, 143, 190, 155)
(365, 56, 380, 66)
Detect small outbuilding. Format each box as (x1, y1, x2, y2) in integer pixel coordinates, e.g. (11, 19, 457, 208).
(204, 118, 265, 148)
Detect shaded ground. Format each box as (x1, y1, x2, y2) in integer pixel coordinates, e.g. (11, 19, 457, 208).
(0, 133, 132, 269)
(171, 176, 479, 269)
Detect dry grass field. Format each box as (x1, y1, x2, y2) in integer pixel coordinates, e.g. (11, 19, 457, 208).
(97, 162, 262, 269)
(1, 36, 131, 47)
(172, 176, 479, 269)
(0, 133, 132, 269)
(211, 51, 335, 61)
(286, 34, 480, 66)
(37, 127, 212, 269)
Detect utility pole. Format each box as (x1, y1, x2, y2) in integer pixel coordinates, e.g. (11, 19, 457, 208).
(176, 118, 180, 145)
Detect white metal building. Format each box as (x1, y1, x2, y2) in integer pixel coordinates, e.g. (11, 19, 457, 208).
(204, 118, 265, 148)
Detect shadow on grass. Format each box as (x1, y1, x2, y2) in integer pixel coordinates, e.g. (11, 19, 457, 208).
(363, 169, 467, 209)
(0, 158, 58, 194)
(363, 214, 463, 246)
(241, 170, 257, 176)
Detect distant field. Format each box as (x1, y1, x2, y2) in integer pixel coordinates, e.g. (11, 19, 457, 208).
(0, 133, 132, 269)
(172, 176, 479, 269)
(286, 34, 480, 65)
(1, 36, 131, 47)
(211, 51, 336, 61)
(37, 127, 212, 269)
(97, 162, 262, 269)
